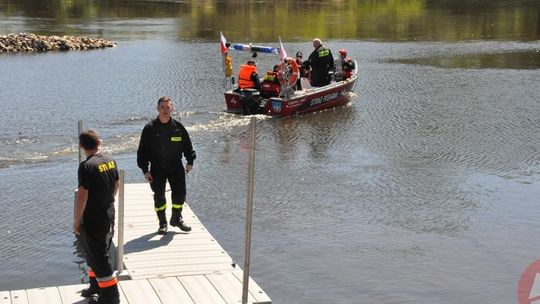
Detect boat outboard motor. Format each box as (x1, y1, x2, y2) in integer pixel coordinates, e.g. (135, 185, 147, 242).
(240, 88, 263, 115)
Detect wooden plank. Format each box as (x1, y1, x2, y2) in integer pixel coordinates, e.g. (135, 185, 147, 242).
(124, 237, 221, 248)
(57, 282, 129, 304)
(126, 256, 232, 269)
(123, 244, 226, 257)
(119, 279, 162, 304)
(129, 265, 235, 280)
(178, 276, 227, 304)
(26, 287, 61, 304)
(0, 291, 11, 304)
(206, 271, 259, 304)
(148, 277, 195, 304)
(9, 290, 27, 304)
(117, 284, 129, 304)
(122, 225, 202, 232)
(231, 270, 272, 304)
(57, 284, 89, 304)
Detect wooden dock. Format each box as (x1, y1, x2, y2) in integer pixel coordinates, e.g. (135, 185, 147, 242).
(0, 183, 271, 304)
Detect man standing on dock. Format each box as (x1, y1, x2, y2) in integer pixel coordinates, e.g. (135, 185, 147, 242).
(73, 130, 120, 304)
(137, 96, 196, 235)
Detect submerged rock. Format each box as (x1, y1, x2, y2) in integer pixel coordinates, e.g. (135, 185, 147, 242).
(0, 33, 116, 54)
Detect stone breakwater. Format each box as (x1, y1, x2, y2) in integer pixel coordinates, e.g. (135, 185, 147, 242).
(0, 33, 116, 53)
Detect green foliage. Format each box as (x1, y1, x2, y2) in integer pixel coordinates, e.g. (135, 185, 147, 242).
(0, 0, 538, 41)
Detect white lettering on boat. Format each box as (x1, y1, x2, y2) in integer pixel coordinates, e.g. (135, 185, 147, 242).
(285, 98, 307, 108)
(309, 92, 339, 107)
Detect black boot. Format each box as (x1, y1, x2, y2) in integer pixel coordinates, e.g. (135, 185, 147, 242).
(157, 211, 167, 235)
(80, 276, 99, 297)
(97, 284, 120, 304)
(170, 209, 191, 232)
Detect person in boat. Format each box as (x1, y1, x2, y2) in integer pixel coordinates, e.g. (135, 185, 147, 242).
(261, 64, 281, 97)
(73, 130, 120, 304)
(237, 60, 261, 91)
(306, 38, 334, 87)
(137, 96, 196, 235)
(335, 48, 355, 81)
(296, 51, 311, 79)
(294, 51, 311, 90)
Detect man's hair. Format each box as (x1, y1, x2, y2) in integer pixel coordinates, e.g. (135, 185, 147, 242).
(313, 38, 322, 47)
(158, 96, 171, 106)
(79, 130, 100, 150)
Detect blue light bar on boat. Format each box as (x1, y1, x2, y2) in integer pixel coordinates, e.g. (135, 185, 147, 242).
(232, 44, 278, 54)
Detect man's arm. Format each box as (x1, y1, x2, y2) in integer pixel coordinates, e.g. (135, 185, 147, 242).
(138, 126, 154, 182)
(183, 127, 196, 174)
(114, 180, 119, 197)
(73, 186, 88, 235)
(251, 72, 261, 90)
(137, 126, 150, 174)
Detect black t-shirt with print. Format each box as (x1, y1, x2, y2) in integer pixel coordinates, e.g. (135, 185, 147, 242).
(78, 153, 119, 219)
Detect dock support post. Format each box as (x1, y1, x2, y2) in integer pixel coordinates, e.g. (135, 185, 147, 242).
(77, 120, 83, 163)
(242, 117, 256, 304)
(116, 170, 125, 274)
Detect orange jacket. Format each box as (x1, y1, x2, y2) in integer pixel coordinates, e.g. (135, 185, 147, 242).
(238, 64, 258, 89)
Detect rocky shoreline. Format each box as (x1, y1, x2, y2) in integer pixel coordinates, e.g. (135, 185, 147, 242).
(0, 33, 116, 53)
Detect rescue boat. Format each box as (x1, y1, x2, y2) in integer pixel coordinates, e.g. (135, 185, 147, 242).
(220, 33, 358, 117)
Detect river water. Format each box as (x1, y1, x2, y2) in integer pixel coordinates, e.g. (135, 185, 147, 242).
(0, 1, 539, 303)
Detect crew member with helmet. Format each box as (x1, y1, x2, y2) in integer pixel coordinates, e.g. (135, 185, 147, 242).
(336, 48, 355, 80)
(306, 38, 334, 87)
(261, 64, 281, 97)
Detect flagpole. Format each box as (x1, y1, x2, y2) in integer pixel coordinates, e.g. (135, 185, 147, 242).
(278, 36, 287, 61)
(221, 32, 227, 89)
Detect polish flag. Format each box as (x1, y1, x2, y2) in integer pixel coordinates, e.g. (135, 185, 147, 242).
(278, 37, 287, 60)
(220, 32, 228, 54)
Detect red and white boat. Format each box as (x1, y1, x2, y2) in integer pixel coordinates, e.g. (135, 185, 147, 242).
(220, 34, 358, 117)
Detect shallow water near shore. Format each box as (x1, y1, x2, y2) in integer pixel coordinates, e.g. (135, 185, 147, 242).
(0, 1, 540, 303)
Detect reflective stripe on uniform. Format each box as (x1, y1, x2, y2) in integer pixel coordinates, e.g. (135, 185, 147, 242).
(318, 49, 330, 57)
(172, 203, 184, 210)
(96, 275, 118, 288)
(155, 203, 167, 212)
(88, 269, 96, 278)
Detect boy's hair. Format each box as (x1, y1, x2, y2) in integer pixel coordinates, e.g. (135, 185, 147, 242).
(79, 130, 100, 150)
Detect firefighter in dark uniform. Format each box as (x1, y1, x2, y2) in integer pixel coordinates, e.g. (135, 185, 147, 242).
(306, 38, 334, 87)
(73, 130, 120, 304)
(137, 96, 196, 235)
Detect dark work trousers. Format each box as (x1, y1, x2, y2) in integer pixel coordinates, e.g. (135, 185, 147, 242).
(80, 207, 115, 279)
(311, 71, 331, 87)
(150, 169, 186, 218)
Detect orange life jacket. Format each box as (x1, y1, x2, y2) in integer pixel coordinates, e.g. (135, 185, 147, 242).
(238, 64, 257, 89)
